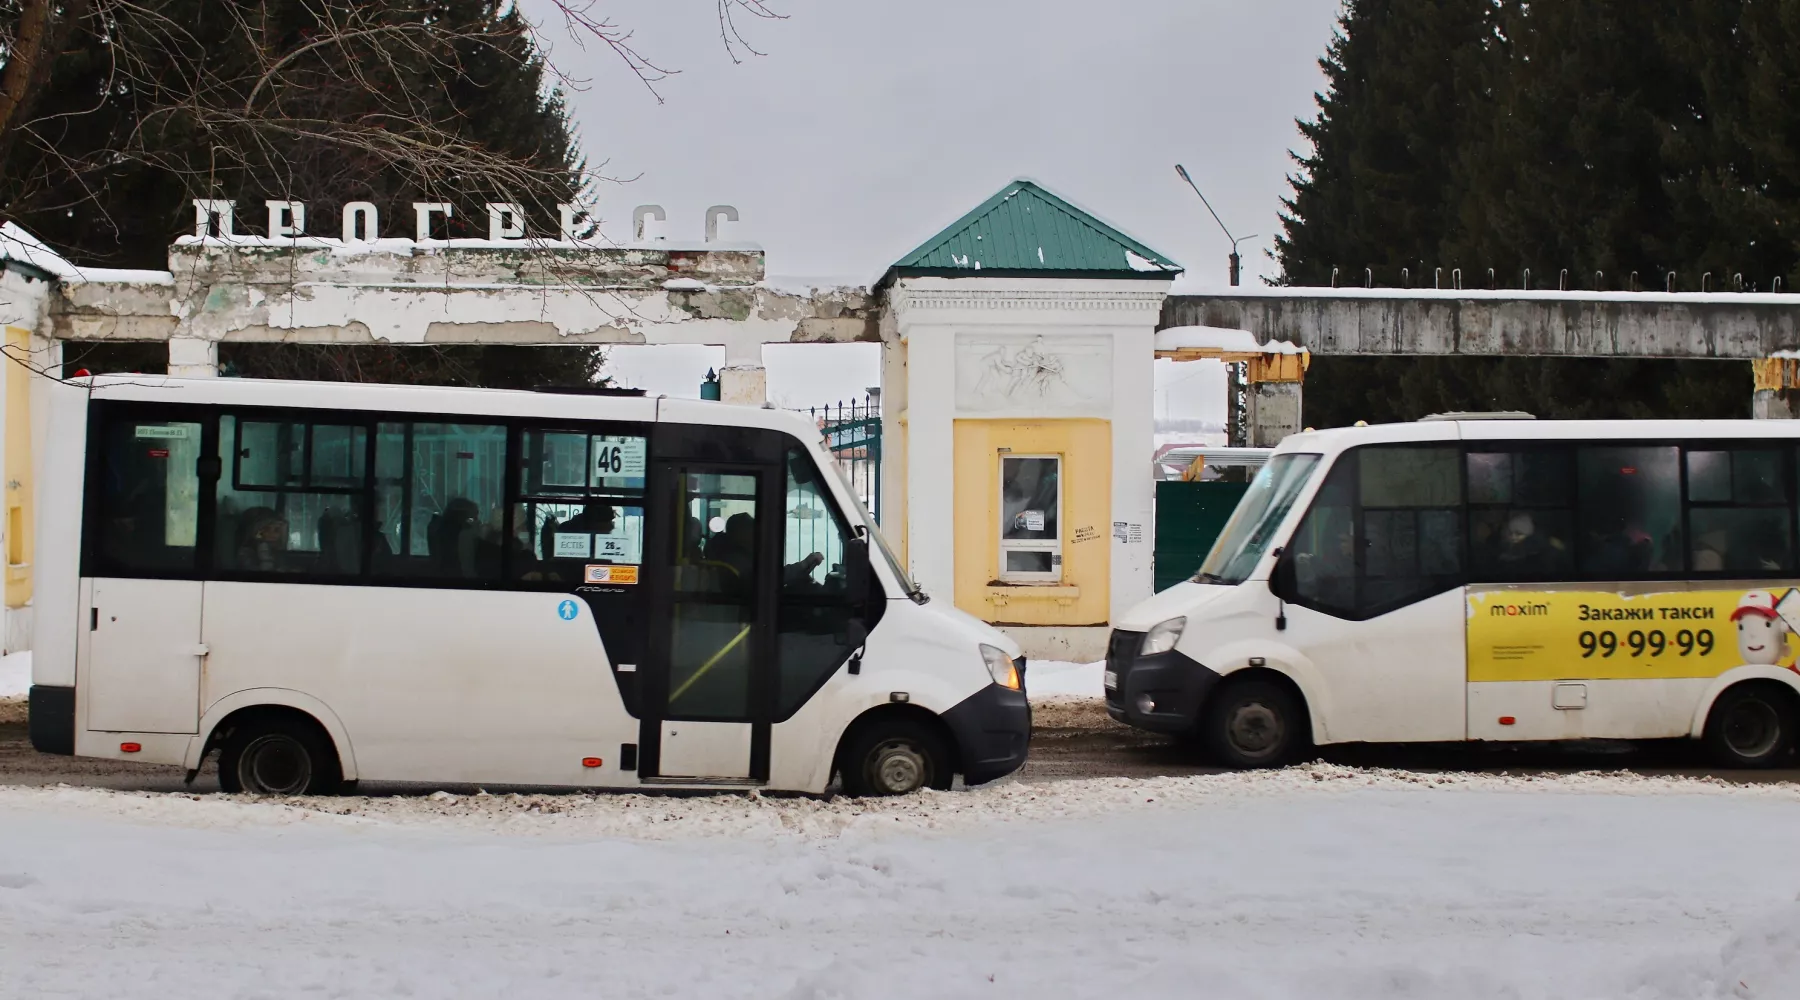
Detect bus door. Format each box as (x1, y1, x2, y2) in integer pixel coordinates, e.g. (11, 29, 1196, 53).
(83, 411, 212, 734)
(639, 460, 779, 782)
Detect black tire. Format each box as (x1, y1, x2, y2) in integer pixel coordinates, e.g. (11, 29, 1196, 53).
(838, 718, 955, 796)
(1703, 684, 1797, 769)
(217, 715, 343, 795)
(1201, 678, 1310, 769)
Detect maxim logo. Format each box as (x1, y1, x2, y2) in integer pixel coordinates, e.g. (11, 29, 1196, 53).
(1491, 602, 1550, 617)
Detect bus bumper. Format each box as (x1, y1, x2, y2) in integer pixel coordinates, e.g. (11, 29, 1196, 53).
(1103, 630, 1221, 735)
(28, 685, 76, 756)
(943, 682, 1031, 786)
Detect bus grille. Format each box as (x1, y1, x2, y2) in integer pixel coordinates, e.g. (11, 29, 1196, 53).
(1105, 629, 1143, 706)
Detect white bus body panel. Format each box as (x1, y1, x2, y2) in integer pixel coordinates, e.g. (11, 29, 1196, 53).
(658, 721, 753, 779)
(32, 378, 88, 689)
(83, 578, 204, 733)
(198, 582, 640, 788)
(1276, 587, 1468, 743)
(1468, 678, 1709, 741)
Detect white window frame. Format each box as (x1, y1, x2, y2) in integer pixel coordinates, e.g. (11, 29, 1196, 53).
(997, 453, 1063, 583)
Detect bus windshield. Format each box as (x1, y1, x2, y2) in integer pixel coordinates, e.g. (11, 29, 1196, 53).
(1193, 453, 1322, 585)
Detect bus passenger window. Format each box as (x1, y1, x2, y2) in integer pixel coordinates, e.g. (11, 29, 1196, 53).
(510, 428, 648, 584)
(1577, 446, 1681, 576)
(91, 417, 203, 573)
(371, 422, 507, 582)
(1687, 449, 1793, 575)
(1466, 447, 1575, 582)
(215, 415, 366, 577)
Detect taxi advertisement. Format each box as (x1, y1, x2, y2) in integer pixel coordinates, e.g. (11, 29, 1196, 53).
(1467, 585, 1800, 682)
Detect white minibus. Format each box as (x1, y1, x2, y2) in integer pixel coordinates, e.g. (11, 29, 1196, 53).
(28, 376, 1029, 795)
(1112, 416, 1800, 768)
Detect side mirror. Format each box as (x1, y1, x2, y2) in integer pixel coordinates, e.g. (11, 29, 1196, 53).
(844, 536, 872, 604)
(1269, 546, 1297, 600)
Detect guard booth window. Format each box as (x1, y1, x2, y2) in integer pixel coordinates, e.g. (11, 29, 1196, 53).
(90, 417, 204, 574)
(999, 455, 1061, 582)
(1286, 445, 1463, 619)
(215, 415, 367, 575)
(511, 428, 647, 585)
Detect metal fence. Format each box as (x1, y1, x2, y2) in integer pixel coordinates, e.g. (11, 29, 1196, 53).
(808, 395, 882, 524)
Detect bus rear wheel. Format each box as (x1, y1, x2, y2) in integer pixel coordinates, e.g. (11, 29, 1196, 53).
(838, 718, 954, 796)
(218, 715, 343, 796)
(1703, 684, 1798, 769)
(1201, 678, 1309, 769)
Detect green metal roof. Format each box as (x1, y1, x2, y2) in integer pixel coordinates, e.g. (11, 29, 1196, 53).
(883, 179, 1182, 283)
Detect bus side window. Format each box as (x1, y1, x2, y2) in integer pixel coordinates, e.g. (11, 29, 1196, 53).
(91, 415, 204, 574)
(1687, 448, 1793, 575)
(372, 422, 507, 582)
(1577, 445, 1682, 576)
(1467, 446, 1575, 582)
(1287, 446, 1464, 619)
(216, 415, 367, 577)
(774, 448, 874, 720)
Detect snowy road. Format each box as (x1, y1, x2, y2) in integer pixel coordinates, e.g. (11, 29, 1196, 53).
(6, 769, 1800, 999)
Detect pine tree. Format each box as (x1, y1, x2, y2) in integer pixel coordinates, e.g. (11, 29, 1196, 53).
(1283, 0, 1755, 428)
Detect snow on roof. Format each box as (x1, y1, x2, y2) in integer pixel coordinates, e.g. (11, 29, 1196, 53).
(1, 223, 173, 285)
(1179, 284, 1800, 306)
(1154, 325, 1306, 355)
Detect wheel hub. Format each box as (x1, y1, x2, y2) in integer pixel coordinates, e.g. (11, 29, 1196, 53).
(1226, 701, 1284, 756)
(870, 741, 927, 794)
(1725, 700, 1781, 758)
(241, 734, 311, 795)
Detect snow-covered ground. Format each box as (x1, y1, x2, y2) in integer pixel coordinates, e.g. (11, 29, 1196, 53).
(6, 767, 1800, 998)
(1026, 659, 1103, 700)
(0, 649, 29, 698)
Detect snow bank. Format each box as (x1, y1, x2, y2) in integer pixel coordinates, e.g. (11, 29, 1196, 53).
(9, 769, 1800, 999)
(1027, 659, 1104, 700)
(0, 649, 29, 698)
(1154, 325, 1306, 354)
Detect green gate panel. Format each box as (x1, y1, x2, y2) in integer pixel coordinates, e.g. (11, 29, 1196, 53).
(1153, 481, 1251, 593)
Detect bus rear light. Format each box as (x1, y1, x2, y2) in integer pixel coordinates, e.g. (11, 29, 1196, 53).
(120, 742, 141, 753)
(581, 757, 603, 768)
(1498, 717, 1516, 727)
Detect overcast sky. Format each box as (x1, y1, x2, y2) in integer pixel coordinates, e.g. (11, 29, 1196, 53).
(527, 0, 1345, 416)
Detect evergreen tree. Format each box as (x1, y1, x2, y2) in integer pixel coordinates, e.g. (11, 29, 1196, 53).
(1283, 0, 1756, 427)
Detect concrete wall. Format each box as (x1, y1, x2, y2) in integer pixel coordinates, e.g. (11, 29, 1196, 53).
(1164, 289, 1800, 360)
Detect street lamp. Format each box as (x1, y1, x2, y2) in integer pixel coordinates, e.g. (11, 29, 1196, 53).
(1175, 164, 1257, 287)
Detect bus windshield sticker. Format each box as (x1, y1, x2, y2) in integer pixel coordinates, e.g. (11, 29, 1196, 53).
(585, 564, 639, 585)
(1467, 585, 1799, 682)
(557, 599, 580, 620)
(593, 436, 646, 480)
(593, 532, 637, 562)
(553, 532, 593, 559)
(134, 425, 191, 440)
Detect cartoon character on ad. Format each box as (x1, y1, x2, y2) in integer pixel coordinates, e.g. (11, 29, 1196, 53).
(1735, 589, 1800, 669)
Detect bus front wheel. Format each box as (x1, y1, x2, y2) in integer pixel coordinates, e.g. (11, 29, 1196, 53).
(217, 714, 344, 796)
(838, 717, 954, 796)
(1201, 678, 1309, 769)
(1703, 683, 1798, 769)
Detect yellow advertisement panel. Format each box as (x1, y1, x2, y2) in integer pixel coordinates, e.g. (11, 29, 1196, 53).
(1467, 585, 1800, 682)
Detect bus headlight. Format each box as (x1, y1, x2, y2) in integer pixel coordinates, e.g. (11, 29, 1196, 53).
(980, 644, 1023, 690)
(1140, 617, 1187, 656)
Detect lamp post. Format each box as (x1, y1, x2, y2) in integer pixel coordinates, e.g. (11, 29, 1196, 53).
(1175, 164, 1256, 287)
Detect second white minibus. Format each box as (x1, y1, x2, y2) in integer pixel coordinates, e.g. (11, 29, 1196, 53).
(1112, 416, 1800, 768)
(29, 376, 1029, 795)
